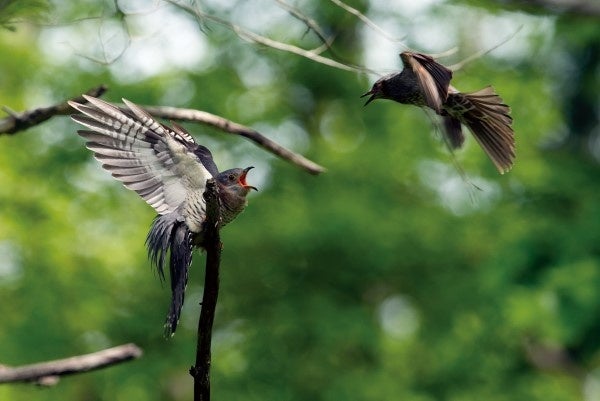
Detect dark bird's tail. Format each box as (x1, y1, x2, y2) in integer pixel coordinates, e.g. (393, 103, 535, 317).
(146, 214, 193, 337)
(444, 86, 515, 174)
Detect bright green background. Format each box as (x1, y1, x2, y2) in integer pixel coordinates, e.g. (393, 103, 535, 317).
(1, 1, 599, 400)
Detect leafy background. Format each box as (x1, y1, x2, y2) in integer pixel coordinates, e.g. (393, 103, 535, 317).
(0, 0, 599, 400)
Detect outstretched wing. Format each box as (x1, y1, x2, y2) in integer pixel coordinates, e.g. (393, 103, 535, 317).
(69, 95, 217, 215)
(401, 52, 453, 113)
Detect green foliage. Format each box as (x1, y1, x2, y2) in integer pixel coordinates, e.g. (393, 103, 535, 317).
(0, 1, 599, 400)
(0, 0, 50, 31)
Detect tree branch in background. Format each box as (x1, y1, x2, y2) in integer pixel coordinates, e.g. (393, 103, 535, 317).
(0, 85, 107, 135)
(328, 0, 407, 45)
(447, 25, 523, 71)
(0, 343, 142, 386)
(165, 0, 372, 75)
(0, 86, 325, 175)
(190, 179, 222, 401)
(139, 104, 326, 175)
(497, 0, 600, 17)
(274, 0, 333, 54)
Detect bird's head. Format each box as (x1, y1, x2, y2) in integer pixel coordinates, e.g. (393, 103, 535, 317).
(217, 166, 257, 197)
(361, 77, 388, 106)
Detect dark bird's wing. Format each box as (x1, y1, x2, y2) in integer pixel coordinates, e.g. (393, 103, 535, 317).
(68, 95, 217, 215)
(401, 52, 453, 113)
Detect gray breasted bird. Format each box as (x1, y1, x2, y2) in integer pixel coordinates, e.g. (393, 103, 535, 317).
(68, 96, 257, 336)
(362, 51, 515, 174)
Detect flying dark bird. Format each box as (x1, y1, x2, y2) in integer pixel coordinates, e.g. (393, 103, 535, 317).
(362, 51, 515, 174)
(68, 95, 256, 336)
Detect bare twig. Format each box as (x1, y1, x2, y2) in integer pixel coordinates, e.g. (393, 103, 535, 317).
(166, 0, 371, 74)
(0, 85, 108, 135)
(329, 0, 407, 45)
(190, 179, 222, 401)
(274, 0, 333, 53)
(139, 104, 326, 175)
(274, 0, 377, 72)
(0, 343, 142, 385)
(429, 47, 459, 59)
(1, 85, 324, 174)
(448, 25, 523, 71)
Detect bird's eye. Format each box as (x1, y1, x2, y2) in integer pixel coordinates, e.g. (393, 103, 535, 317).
(228, 174, 235, 181)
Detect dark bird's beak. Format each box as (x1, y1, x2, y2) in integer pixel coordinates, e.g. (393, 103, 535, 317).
(361, 90, 376, 106)
(240, 166, 258, 191)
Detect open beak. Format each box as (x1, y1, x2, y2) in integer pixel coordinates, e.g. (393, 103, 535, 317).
(239, 166, 258, 191)
(360, 90, 377, 106)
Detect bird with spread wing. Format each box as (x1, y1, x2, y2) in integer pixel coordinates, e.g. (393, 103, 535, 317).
(69, 95, 256, 336)
(362, 52, 515, 174)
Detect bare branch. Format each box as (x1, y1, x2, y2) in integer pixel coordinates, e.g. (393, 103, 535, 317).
(274, 0, 377, 71)
(236, 27, 363, 73)
(166, 0, 370, 74)
(139, 104, 326, 175)
(448, 25, 524, 71)
(190, 179, 222, 401)
(428, 47, 459, 59)
(1, 85, 324, 174)
(0, 343, 142, 385)
(329, 0, 407, 45)
(0, 85, 108, 135)
(274, 0, 333, 53)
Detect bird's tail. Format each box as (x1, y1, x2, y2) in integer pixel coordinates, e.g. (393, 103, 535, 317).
(446, 86, 515, 174)
(146, 214, 193, 337)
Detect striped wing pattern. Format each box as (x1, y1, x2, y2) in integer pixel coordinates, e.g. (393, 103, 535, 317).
(68, 95, 214, 215)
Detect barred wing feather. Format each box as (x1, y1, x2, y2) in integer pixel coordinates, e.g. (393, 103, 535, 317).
(68, 95, 214, 215)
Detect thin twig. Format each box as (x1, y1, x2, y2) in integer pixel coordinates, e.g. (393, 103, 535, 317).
(274, 0, 333, 54)
(0, 343, 142, 385)
(166, 0, 371, 74)
(429, 47, 459, 59)
(0, 85, 108, 135)
(139, 104, 326, 175)
(274, 0, 377, 70)
(1, 86, 325, 174)
(190, 179, 222, 401)
(329, 0, 407, 45)
(448, 25, 524, 71)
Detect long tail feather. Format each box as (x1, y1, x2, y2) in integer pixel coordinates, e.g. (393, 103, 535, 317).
(446, 86, 515, 174)
(146, 214, 193, 337)
(164, 223, 193, 337)
(441, 115, 464, 149)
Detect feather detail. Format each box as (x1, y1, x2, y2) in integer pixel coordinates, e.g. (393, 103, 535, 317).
(444, 87, 515, 173)
(401, 52, 453, 113)
(69, 96, 215, 215)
